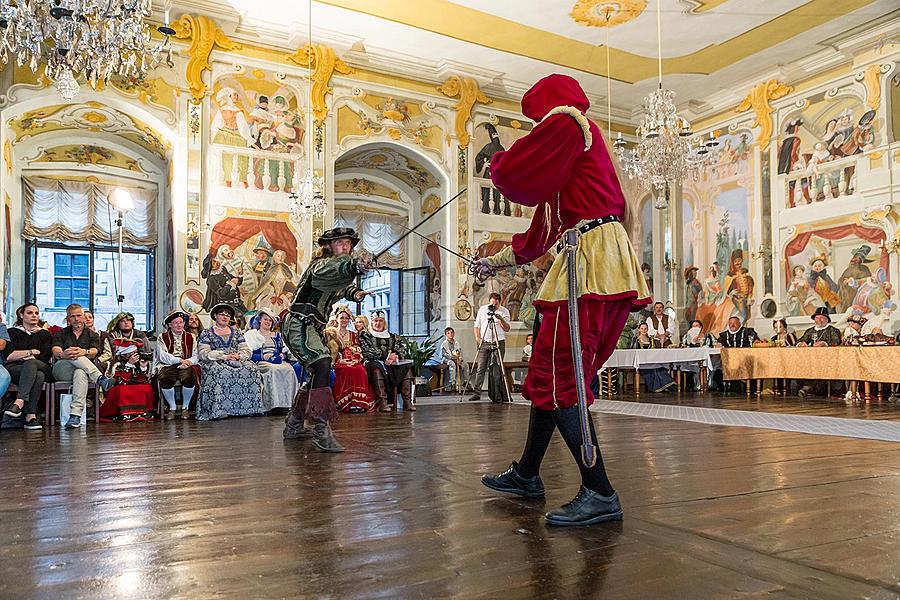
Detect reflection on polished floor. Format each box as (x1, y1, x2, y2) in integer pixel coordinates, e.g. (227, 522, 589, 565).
(1, 403, 898, 599)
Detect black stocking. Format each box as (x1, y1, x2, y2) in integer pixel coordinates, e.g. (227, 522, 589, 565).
(552, 406, 615, 497)
(516, 407, 556, 478)
(309, 357, 332, 389)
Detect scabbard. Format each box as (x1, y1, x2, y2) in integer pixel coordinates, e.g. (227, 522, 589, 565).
(563, 229, 597, 468)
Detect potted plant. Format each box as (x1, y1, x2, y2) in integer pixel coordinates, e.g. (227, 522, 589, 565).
(405, 337, 439, 397)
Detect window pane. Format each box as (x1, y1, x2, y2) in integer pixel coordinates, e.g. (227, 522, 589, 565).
(54, 280, 72, 307)
(94, 251, 151, 331)
(72, 254, 90, 277)
(54, 253, 71, 276)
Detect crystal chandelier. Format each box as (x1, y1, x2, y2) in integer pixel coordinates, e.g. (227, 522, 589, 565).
(289, 171, 326, 219)
(0, 0, 175, 100)
(612, 1, 718, 209)
(288, 0, 326, 220)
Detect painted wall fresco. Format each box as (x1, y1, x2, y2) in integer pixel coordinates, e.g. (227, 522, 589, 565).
(210, 71, 306, 192)
(783, 225, 891, 328)
(336, 92, 443, 152)
(776, 92, 877, 207)
(685, 131, 755, 333)
(188, 207, 305, 318)
(471, 117, 534, 219)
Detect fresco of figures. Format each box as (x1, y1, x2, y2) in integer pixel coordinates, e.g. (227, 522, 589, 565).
(783, 226, 892, 331)
(195, 211, 304, 319)
(210, 71, 306, 193)
(471, 118, 534, 219)
(777, 91, 877, 208)
(682, 132, 754, 334)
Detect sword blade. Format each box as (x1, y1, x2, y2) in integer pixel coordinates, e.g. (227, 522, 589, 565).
(398, 224, 473, 264)
(373, 188, 467, 262)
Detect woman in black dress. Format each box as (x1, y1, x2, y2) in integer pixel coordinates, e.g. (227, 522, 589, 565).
(2, 303, 54, 429)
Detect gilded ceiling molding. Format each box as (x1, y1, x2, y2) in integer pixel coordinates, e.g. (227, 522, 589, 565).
(680, 0, 728, 13)
(570, 0, 646, 28)
(170, 15, 243, 104)
(734, 80, 793, 152)
(861, 63, 883, 110)
(285, 44, 353, 125)
(438, 76, 491, 147)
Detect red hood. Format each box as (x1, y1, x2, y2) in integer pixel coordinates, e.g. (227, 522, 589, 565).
(521, 74, 590, 122)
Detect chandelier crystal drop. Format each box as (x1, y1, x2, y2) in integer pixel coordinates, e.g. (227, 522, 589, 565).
(0, 0, 175, 99)
(289, 170, 326, 221)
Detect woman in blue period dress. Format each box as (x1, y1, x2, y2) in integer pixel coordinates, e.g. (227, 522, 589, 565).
(244, 309, 298, 411)
(196, 303, 264, 420)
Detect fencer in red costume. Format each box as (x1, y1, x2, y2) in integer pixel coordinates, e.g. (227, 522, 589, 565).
(479, 74, 650, 526)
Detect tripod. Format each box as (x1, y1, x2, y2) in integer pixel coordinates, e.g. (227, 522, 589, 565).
(460, 312, 512, 403)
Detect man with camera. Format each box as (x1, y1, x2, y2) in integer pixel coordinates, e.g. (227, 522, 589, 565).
(468, 292, 511, 402)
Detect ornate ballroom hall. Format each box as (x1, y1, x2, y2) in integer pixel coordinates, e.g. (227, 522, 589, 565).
(0, 1, 898, 598)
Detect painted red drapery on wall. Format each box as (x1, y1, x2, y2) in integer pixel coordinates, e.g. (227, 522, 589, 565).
(208, 217, 299, 267)
(784, 224, 887, 284)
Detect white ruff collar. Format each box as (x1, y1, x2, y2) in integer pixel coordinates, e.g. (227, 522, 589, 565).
(371, 329, 390, 339)
(541, 105, 592, 151)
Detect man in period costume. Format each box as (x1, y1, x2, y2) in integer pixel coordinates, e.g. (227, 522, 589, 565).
(154, 311, 200, 420)
(715, 316, 758, 348)
(281, 227, 371, 452)
(359, 311, 415, 412)
(475, 74, 651, 526)
(645, 302, 673, 348)
(796, 307, 843, 399)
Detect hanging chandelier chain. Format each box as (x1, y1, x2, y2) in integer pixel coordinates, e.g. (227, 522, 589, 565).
(612, 0, 720, 208)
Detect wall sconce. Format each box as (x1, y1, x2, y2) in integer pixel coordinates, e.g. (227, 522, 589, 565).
(662, 258, 678, 272)
(751, 244, 771, 261)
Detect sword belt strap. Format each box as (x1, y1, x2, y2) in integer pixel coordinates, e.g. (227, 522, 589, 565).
(555, 215, 620, 253)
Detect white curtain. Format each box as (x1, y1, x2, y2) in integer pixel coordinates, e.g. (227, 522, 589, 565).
(23, 176, 157, 247)
(334, 210, 407, 268)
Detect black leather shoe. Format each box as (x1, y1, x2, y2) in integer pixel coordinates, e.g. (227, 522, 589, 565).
(545, 486, 623, 526)
(481, 461, 545, 499)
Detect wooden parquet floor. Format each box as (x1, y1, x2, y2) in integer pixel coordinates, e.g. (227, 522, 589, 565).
(1, 403, 898, 599)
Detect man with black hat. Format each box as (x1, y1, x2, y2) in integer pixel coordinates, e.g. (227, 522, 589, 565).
(154, 311, 200, 419)
(282, 227, 371, 452)
(796, 307, 842, 398)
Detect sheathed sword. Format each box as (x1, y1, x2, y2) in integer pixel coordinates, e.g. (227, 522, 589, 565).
(563, 228, 597, 468)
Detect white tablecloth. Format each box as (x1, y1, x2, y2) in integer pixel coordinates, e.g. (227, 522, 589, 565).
(601, 347, 721, 370)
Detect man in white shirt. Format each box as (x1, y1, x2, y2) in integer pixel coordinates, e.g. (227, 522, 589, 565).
(467, 292, 511, 402)
(644, 302, 674, 347)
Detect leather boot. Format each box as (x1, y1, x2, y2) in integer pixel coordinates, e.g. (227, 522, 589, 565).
(372, 377, 391, 412)
(312, 421, 344, 453)
(401, 376, 416, 411)
(482, 461, 545, 498)
(283, 389, 312, 439)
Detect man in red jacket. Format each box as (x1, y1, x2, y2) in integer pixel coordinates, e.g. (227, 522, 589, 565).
(478, 74, 651, 526)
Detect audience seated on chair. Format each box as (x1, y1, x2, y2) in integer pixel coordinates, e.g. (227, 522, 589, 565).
(1, 303, 47, 429)
(84, 310, 113, 374)
(328, 306, 373, 413)
(187, 313, 205, 337)
(438, 326, 470, 394)
(102, 336, 157, 422)
(359, 311, 414, 412)
(196, 303, 263, 420)
(51, 304, 111, 429)
(630, 322, 676, 393)
(245, 309, 298, 412)
(154, 311, 200, 420)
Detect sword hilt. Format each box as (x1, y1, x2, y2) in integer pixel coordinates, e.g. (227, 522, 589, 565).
(467, 255, 496, 283)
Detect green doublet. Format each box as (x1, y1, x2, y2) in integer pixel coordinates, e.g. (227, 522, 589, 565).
(284, 254, 363, 366)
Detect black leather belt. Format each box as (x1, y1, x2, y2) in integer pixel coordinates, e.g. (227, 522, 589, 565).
(555, 215, 620, 252)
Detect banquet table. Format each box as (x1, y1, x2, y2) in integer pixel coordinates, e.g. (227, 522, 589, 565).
(601, 347, 721, 397)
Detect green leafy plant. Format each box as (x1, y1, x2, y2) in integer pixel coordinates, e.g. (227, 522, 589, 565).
(405, 336, 439, 377)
